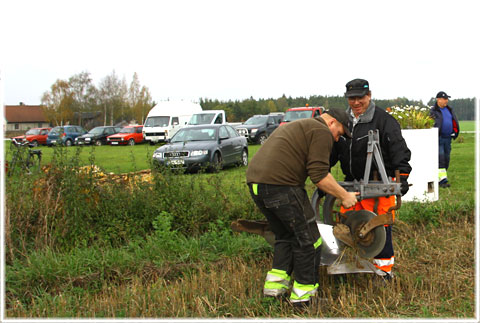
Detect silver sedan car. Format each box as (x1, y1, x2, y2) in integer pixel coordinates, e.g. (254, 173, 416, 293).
(152, 124, 248, 172)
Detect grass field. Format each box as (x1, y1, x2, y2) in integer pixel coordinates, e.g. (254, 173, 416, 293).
(4, 119, 475, 174)
(460, 120, 476, 132)
(3, 132, 476, 319)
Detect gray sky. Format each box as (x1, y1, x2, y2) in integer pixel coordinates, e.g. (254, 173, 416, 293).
(1, 0, 478, 106)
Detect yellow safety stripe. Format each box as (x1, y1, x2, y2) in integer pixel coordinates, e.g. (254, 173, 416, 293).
(266, 268, 290, 281)
(313, 237, 322, 249)
(290, 281, 319, 301)
(264, 281, 289, 290)
(252, 183, 258, 195)
(438, 168, 447, 181)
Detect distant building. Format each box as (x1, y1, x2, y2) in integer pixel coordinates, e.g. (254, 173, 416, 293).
(4, 103, 50, 133)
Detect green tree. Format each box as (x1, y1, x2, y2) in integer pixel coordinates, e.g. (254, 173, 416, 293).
(267, 100, 277, 113)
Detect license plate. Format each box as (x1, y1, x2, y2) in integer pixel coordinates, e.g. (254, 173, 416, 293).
(169, 159, 184, 165)
(111, 142, 118, 145)
(51, 140, 57, 143)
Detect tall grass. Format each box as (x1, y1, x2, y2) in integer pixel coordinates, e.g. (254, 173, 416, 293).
(4, 135, 475, 319)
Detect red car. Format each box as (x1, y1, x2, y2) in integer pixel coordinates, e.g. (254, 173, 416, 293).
(12, 127, 51, 146)
(107, 125, 144, 146)
(280, 105, 324, 125)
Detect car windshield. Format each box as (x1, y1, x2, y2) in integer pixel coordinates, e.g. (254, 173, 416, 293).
(50, 127, 64, 134)
(144, 116, 170, 127)
(88, 127, 105, 134)
(25, 129, 41, 135)
(119, 127, 136, 133)
(189, 113, 215, 125)
(171, 128, 216, 143)
(244, 116, 268, 125)
(284, 110, 312, 122)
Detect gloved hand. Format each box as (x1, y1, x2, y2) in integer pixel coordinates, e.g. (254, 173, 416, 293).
(400, 175, 409, 196)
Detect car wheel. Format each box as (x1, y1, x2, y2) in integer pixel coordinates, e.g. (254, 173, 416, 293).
(31, 140, 39, 147)
(210, 152, 222, 172)
(258, 134, 268, 145)
(95, 140, 102, 146)
(65, 139, 73, 147)
(240, 149, 248, 167)
(128, 138, 135, 146)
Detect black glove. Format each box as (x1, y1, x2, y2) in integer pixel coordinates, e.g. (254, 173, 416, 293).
(400, 175, 409, 196)
(316, 188, 326, 199)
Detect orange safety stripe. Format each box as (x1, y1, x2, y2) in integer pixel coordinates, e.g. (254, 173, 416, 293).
(340, 196, 396, 221)
(373, 257, 394, 273)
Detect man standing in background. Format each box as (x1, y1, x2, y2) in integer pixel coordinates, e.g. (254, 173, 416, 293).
(430, 91, 460, 188)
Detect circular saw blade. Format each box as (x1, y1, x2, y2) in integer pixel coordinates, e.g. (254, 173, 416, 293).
(344, 210, 386, 258)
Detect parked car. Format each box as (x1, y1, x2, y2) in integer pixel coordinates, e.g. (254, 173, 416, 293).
(152, 124, 248, 172)
(280, 105, 324, 125)
(235, 114, 283, 145)
(75, 126, 122, 146)
(46, 125, 87, 147)
(12, 127, 51, 146)
(107, 125, 144, 146)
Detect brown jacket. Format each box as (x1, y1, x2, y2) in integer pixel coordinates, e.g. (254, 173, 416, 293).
(246, 117, 334, 186)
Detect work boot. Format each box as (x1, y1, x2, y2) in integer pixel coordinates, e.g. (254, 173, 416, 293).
(292, 300, 311, 313)
(373, 271, 394, 287)
(439, 180, 451, 188)
(289, 281, 318, 311)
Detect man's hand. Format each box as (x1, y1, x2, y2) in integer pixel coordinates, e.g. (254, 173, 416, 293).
(341, 192, 358, 209)
(316, 174, 358, 208)
(400, 175, 409, 196)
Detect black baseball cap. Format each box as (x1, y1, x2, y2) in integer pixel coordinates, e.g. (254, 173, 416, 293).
(324, 108, 352, 138)
(436, 91, 451, 99)
(345, 78, 370, 98)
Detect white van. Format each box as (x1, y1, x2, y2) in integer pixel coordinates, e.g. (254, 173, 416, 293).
(188, 110, 226, 125)
(143, 100, 202, 144)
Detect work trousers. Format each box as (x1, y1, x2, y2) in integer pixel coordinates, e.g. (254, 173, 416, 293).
(439, 136, 452, 170)
(341, 196, 395, 273)
(248, 183, 321, 285)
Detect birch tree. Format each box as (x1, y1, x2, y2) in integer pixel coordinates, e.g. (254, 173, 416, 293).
(41, 79, 74, 126)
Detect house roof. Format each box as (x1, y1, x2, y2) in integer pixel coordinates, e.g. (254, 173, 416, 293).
(4, 105, 48, 123)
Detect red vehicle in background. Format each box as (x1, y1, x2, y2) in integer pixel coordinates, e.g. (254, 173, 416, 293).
(107, 125, 144, 146)
(12, 127, 51, 146)
(280, 105, 325, 125)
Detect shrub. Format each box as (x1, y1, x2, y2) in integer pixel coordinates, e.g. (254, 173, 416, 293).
(387, 105, 434, 129)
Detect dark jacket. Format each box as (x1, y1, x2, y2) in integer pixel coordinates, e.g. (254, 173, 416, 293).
(429, 103, 460, 140)
(247, 117, 333, 186)
(331, 103, 412, 181)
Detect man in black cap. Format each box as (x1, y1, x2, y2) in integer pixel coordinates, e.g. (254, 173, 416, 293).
(330, 78, 412, 280)
(246, 108, 357, 308)
(430, 91, 460, 188)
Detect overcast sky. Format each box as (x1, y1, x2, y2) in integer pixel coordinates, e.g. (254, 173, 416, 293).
(1, 0, 479, 107)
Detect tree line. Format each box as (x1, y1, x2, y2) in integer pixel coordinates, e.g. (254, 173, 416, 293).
(41, 72, 475, 128)
(201, 95, 475, 122)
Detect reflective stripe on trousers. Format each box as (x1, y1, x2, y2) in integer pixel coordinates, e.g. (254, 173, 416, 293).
(263, 269, 291, 297)
(439, 168, 447, 182)
(373, 256, 394, 273)
(290, 281, 319, 303)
